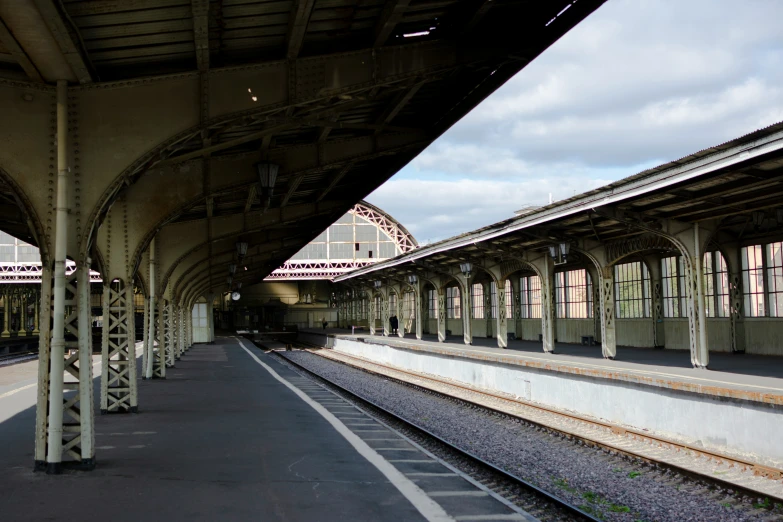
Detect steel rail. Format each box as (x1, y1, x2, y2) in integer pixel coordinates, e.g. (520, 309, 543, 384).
(301, 344, 783, 504)
(268, 347, 603, 522)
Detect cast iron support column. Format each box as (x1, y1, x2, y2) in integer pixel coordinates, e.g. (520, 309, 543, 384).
(437, 286, 446, 342)
(368, 293, 376, 336)
(461, 279, 472, 345)
(599, 266, 617, 359)
(496, 278, 508, 349)
(414, 286, 423, 340)
(100, 279, 138, 413)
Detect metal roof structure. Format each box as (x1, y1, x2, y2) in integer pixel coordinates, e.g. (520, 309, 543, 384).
(265, 200, 416, 279)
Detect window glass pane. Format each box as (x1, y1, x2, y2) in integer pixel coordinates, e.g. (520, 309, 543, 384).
(336, 213, 353, 224)
(328, 224, 353, 241)
(355, 225, 377, 242)
(329, 243, 354, 259)
(472, 283, 484, 319)
(766, 242, 783, 317)
(378, 242, 397, 259)
(661, 256, 681, 318)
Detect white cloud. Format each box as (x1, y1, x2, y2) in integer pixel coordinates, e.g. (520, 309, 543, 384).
(369, 0, 783, 242)
(367, 177, 611, 242)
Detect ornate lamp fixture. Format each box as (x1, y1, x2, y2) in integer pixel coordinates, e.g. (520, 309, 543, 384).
(549, 242, 571, 265)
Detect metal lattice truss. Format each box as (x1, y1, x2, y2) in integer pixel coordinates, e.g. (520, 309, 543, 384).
(265, 261, 376, 280)
(100, 282, 137, 414)
(152, 304, 164, 378)
(352, 202, 418, 253)
(59, 269, 94, 464)
(0, 262, 101, 283)
(266, 202, 417, 281)
(164, 304, 174, 368)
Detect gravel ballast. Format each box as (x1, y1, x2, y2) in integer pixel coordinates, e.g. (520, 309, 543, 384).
(279, 349, 782, 522)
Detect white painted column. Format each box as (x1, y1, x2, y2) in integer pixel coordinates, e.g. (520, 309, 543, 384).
(437, 286, 446, 342)
(396, 291, 405, 338)
(76, 263, 96, 467)
(690, 223, 709, 368)
(45, 80, 70, 473)
(127, 283, 138, 412)
(540, 257, 556, 353)
(414, 288, 423, 340)
(599, 266, 617, 359)
(496, 278, 508, 349)
(368, 295, 376, 336)
(381, 291, 389, 336)
(34, 266, 53, 469)
(462, 280, 473, 345)
(145, 239, 156, 379)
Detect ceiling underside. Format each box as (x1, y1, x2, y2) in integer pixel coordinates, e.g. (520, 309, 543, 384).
(0, 0, 608, 289)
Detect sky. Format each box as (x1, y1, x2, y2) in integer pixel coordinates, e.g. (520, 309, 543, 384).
(366, 0, 783, 245)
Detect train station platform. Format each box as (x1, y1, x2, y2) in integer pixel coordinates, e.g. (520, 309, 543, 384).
(0, 337, 531, 522)
(303, 329, 783, 405)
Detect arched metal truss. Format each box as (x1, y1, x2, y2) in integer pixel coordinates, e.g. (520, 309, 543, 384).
(265, 201, 417, 281)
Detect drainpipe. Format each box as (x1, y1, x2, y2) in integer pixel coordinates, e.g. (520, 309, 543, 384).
(47, 80, 69, 473)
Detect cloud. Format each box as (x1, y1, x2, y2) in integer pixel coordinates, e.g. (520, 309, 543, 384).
(366, 0, 783, 242)
(368, 177, 611, 242)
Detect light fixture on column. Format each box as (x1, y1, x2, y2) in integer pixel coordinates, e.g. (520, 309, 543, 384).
(227, 276, 233, 287)
(408, 274, 418, 284)
(373, 280, 382, 289)
(549, 242, 570, 265)
(236, 241, 248, 257)
(256, 162, 279, 209)
(228, 263, 237, 275)
(459, 262, 472, 278)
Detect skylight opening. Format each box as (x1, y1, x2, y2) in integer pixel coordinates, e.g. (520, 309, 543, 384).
(403, 30, 430, 38)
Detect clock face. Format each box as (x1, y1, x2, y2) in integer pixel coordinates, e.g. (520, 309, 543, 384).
(231, 291, 241, 301)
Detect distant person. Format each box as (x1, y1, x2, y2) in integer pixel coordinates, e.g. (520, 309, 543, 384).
(390, 315, 398, 335)
(322, 318, 328, 330)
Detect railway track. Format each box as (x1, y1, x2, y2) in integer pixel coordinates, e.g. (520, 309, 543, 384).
(0, 351, 37, 367)
(269, 347, 604, 522)
(301, 345, 783, 502)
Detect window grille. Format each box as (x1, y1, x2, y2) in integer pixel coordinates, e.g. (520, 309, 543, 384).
(520, 276, 542, 319)
(555, 269, 592, 319)
(741, 245, 765, 317)
(614, 261, 651, 318)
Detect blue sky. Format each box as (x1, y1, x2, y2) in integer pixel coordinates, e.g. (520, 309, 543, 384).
(366, 0, 783, 244)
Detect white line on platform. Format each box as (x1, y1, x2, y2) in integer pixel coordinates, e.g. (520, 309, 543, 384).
(0, 382, 35, 400)
(236, 338, 455, 522)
